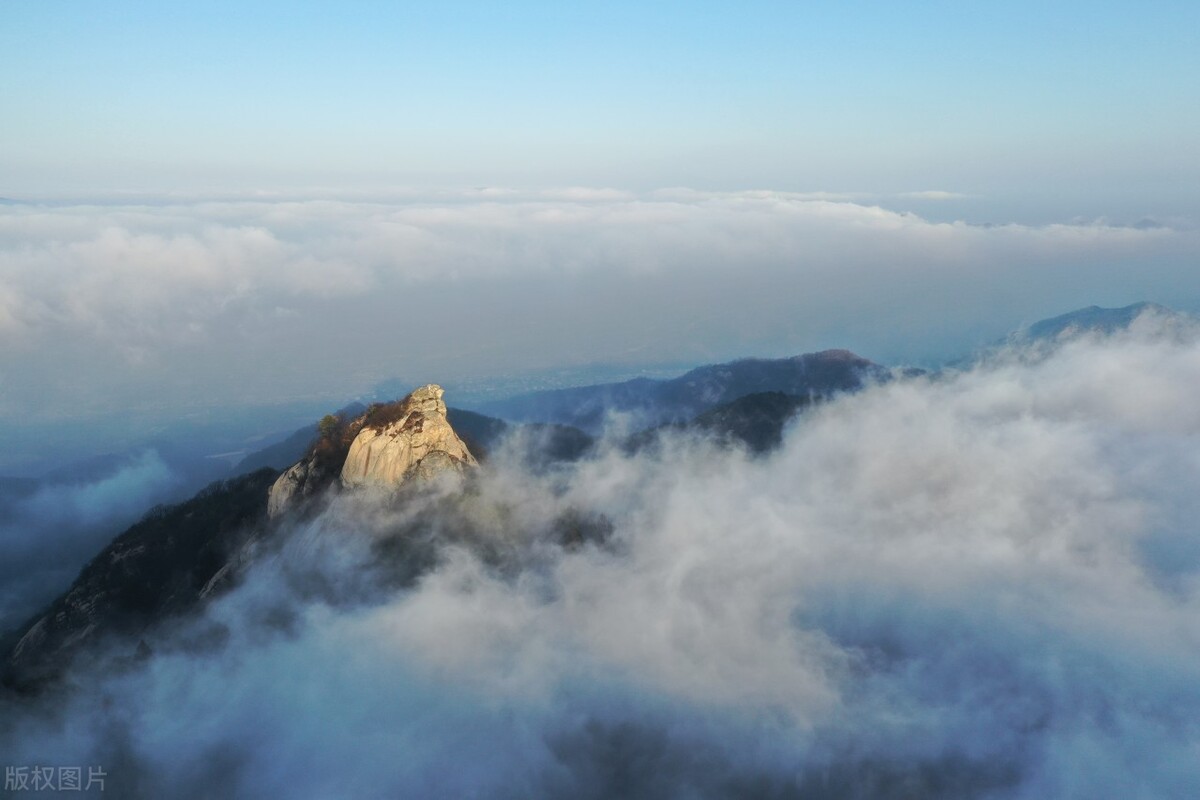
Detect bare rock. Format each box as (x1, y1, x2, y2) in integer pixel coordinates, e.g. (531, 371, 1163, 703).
(267, 461, 304, 518)
(341, 384, 477, 488)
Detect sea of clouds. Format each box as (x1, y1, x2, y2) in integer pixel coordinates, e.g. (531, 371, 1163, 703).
(3, 312, 1199, 798)
(1, 190, 1195, 421)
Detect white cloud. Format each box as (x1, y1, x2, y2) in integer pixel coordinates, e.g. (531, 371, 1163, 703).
(0, 191, 1194, 420)
(0, 191, 1174, 337)
(5, 323, 1200, 797)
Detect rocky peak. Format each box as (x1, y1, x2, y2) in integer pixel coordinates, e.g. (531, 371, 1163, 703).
(267, 384, 477, 518)
(342, 384, 476, 488)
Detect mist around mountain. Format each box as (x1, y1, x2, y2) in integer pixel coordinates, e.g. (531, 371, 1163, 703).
(2, 303, 1199, 798)
(640, 391, 815, 455)
(0, 451, 203, 632)
(1, 469, 280, 689)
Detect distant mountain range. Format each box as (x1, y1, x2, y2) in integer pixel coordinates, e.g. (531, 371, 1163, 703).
(1014, 301, 1171, 342)
(477, 349, 889, 432)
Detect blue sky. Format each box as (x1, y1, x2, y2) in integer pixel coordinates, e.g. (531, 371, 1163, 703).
(3, 1, 1198, 221)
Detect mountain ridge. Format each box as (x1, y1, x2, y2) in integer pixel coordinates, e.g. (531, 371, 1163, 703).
(478, 348, 887, 431)
(1017, 301, 1171, 342)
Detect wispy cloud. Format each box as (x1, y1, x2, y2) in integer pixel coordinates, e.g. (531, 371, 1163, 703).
(898, 190, 976, 200)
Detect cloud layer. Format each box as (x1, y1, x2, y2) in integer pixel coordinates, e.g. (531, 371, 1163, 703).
(4, 319, 1199, 798)
(0, 191, 1194, 422)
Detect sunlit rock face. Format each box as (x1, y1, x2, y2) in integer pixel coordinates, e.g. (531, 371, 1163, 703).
(340, 384, 477, 489)
(266, 384, 478, 519)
